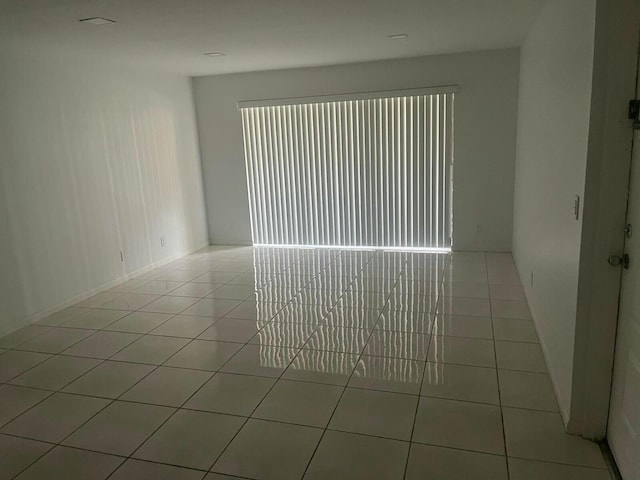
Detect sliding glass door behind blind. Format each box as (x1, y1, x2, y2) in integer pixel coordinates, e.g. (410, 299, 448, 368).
(239, 90, 454, 249)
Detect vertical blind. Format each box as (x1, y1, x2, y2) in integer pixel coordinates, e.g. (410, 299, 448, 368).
(239, 89, 455, 249)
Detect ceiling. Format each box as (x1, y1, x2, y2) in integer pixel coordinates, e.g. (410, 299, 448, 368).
(0, 0, 546, 77)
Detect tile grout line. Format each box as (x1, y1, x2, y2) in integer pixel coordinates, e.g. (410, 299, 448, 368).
(103, 297, 282, 479)
(401, 253, 447, 480)
(299, 251, 403, 479)
(5, 315, 216, 480)
(2, 328, 545, 358)
(485, 252, 511, 480)
(200, 254, 351, 476)
(4, 278, 259, 480)
(2, 249, 540, 479)
(0, 324, 152, 446)
(1, 373, 564, 416)
(97, 278, 277, 480)
(3, 427, 253, 480)
(0, 418, 612, 475)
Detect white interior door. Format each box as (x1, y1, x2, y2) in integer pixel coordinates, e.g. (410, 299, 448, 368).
(607, 91, 640, 478)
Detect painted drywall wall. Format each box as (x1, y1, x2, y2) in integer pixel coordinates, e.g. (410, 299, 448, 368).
(512, 0, 596, 422)
(193, 49, 520, 251)
(0, 56, 209, 337)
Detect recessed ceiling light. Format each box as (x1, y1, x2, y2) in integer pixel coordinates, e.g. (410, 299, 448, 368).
(388, 33, 409, 40)
(79, 17, 116, 25)
(204, 52, 225, 57)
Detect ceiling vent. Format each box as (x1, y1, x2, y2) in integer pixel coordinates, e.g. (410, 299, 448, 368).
(79, 17, 116, 25)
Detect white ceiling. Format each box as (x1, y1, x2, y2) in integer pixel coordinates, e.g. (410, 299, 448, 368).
(0, 0, 546, 77)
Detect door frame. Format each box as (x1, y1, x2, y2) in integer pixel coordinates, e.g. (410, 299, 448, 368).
(568, 0, 640, 439)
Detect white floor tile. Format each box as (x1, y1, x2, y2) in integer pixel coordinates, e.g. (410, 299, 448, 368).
(406, 443, 508, 480)
(498, 369, 558, 411)
(508, 458, 610, 480)
(349, 355, 425, 394)
(493, 318, 538, 343)
(495, 341, 546, 373)
(432, 314, 494, 339)
(503, 407, 605, 468)
(0, 246, 606, 480)
(413, 396, 504, 455)
(428, 335, 496, 368)
(421, 362, 500, 405)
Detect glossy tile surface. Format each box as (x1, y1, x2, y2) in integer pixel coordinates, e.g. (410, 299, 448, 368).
(0, 351, 51, 383)
(62, 401, 174, 456)
(253, 379, 342, 427)
(502, 407, 606, 468)
(421, 362, 500, 404)
(0, 434, 52, 480)
(413, 396, 505, 454)
(9, 355, 101, 390)
(134, 409, 244, 470)
(148, 314, 217, 338)
(0, 246, 607, 479)
(120, 366, 211, 407)
(62, 331, 141, 359)
(13, 446, 123, 480)
(305, 430, 409, 480)
(349, 355, 425, 394)
(62, 361, 154, 398)
(0, 385, 51, 428)
(329, 387, 417, 440)
(406, 443, 508, 480)
(185, 373, 275, 416)
(508, 458, 611, 480)
(212, 419, 322, 480)
(1, 393, 109, 443)
(110, 459, 205, 480)
(164, 339, 242, 371)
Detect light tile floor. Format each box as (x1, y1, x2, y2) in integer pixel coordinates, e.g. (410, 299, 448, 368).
(0, 247, 610, 480)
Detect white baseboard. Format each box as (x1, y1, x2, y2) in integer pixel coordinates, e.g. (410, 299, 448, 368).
(535, 323, 571, 426)
(513, 255, 571, 427)
(2, 241, 210, 337)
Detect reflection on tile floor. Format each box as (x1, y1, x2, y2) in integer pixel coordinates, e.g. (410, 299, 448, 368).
(0, 247, 609, 479)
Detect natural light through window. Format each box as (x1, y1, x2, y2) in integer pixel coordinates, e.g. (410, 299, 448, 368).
(239, 88, 455, 250)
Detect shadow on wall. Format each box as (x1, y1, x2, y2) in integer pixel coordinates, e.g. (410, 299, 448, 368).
(0, 174, 30, 336)
(0, 60, 208, 337)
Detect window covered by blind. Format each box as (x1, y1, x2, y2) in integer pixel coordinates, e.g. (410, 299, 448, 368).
(240, 91, 454, 249)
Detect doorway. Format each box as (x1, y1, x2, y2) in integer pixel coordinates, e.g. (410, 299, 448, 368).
(607, 64, 640, 480)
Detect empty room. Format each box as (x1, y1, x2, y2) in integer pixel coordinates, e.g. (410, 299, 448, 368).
(0, 0, 639, 479)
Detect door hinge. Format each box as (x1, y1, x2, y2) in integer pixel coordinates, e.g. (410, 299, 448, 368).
(625, 223, 632, 238)
(629, 100, 640, 128)
(629, 100, 640, 119)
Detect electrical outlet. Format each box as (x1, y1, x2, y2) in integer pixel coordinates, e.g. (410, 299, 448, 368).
(120, 250, 125, 262)
(160, 236, 165, 247)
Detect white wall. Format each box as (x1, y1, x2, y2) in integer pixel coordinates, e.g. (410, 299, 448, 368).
(0, 56, 209, 337)
(512, 0, 596, 422)
(193, 49, 520, 251)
